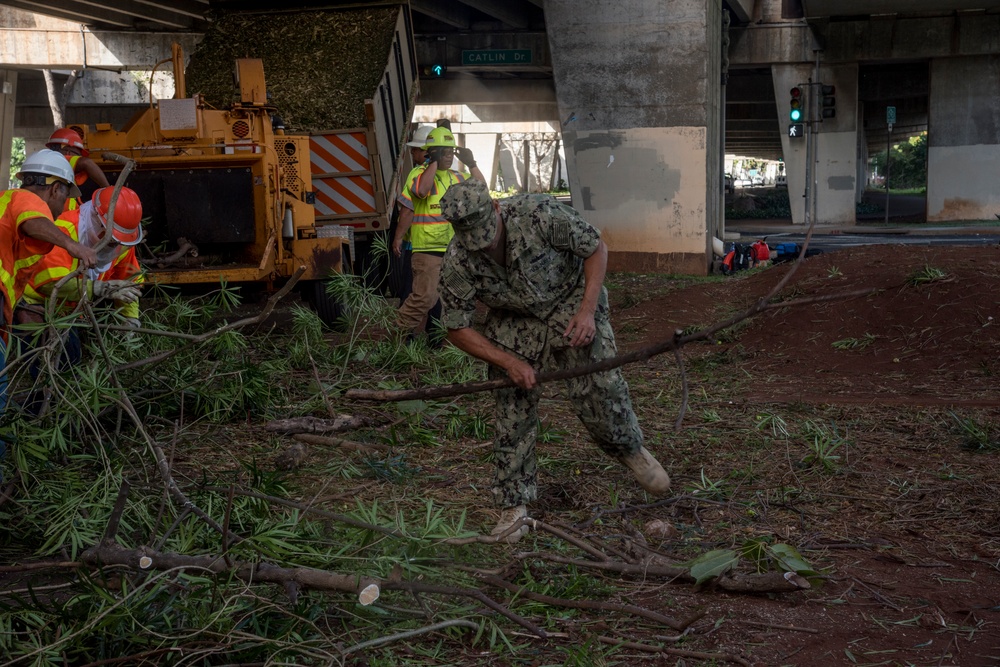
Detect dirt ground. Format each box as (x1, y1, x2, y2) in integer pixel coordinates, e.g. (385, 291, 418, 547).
(3, 243, 999, 666)
(599, 243, 1000, 666)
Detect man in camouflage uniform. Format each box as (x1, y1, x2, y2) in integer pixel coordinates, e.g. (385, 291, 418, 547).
(438, 180, 670, 543)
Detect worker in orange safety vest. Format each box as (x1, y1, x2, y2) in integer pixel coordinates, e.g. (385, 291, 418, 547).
(0, 149, 97, 475)
(18, 186, 145, 328)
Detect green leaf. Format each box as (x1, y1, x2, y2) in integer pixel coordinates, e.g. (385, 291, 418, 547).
(769, 543, 818, 576)
(397, 399, 428, 415)
(687, 549, 740, 584)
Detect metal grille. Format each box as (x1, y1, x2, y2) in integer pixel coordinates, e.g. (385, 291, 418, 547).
(232, 120, 250, 138)
(276, 138, 301, 197)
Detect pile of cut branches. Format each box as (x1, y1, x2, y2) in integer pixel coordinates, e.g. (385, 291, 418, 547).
(186, 7, 398, 132)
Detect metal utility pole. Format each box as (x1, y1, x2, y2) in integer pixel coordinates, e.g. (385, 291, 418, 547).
(884, 106, 896, 225)
(803, 79, 812, 227)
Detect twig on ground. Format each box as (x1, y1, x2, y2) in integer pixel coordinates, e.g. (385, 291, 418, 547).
(0, 562, 82, 573)
(100, 480, 131, 546)
(482, 574, 694, 631)
(595, 635, 751, 666)
(266, 414, 374, 434)
(734, 618, 819, 634)
(340, 619, 478, 656)
(292, 433, 389, 454)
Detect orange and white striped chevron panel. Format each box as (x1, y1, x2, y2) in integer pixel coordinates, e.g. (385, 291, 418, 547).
(310, 132, 376, 215)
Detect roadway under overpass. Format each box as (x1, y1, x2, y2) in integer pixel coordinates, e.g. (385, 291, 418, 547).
(2, 0, 1000, 274)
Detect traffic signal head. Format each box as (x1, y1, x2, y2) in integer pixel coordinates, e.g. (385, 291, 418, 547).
(789, 87, 803, 122)
(821, 84, 836, 119)
(430, 63, 446, 77)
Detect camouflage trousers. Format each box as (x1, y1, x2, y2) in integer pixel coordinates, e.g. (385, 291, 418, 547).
(487, 318, 643, 508)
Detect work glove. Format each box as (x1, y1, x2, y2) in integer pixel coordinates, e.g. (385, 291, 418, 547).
(93, 280, 142, 304)
(426, 146, 446, 164)
(455, 146, 476, 169)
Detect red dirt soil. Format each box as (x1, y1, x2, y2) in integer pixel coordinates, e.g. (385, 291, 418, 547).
(607, 243, 1000, 666)
(629, 244, 1000, 406)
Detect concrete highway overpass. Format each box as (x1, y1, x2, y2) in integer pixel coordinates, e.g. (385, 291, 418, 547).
(2, 0, 1000, 274)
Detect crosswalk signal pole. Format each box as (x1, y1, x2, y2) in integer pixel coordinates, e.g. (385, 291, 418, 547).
(885, 122, 892, 225)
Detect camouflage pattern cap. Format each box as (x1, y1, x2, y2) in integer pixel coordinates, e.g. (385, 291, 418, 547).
(439, 179, 497, 251)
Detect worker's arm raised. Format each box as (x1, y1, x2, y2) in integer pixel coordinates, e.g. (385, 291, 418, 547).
(78, 157, 111, 188)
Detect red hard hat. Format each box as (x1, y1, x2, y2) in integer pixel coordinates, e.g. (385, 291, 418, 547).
(93, 187, 144, 246)
(46, 128, 88, 157)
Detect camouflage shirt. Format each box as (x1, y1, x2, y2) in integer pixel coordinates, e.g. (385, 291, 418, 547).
(440, 195, 607, 360)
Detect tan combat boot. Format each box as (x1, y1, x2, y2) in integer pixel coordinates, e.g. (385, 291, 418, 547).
(620, 447, 671, 495)
(491, 505, 529, 543)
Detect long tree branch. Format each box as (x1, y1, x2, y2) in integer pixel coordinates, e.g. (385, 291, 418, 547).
(346, 216, 853, 405)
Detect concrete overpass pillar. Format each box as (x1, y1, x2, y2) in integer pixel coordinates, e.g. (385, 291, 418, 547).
(461, 133, 500, 190)
(927, 56, 1000, 221)
(773, 63, 858, 225)
(544, 0, 723, 274)
(0, 70, 16, 190)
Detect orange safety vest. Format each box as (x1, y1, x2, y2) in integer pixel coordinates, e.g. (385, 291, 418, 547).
(62, 155, 90, 212)
(22, 208, 144, 319)
(408, 166, 469, 253)
(0, 189, 56, 329)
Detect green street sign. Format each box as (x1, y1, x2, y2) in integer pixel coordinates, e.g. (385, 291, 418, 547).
(461, 49, 532, 66)
(886, 106, 897, 125)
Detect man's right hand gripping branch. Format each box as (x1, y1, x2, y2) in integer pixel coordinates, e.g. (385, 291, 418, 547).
(93, 280, 141, 304)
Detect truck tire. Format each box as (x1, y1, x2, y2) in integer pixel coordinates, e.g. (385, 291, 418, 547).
(310, 279, 348, 330)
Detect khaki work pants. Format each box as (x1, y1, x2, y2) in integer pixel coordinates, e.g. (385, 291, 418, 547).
(397, 252, 443, 333)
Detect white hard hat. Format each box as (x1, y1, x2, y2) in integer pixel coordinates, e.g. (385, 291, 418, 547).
(17, 149, 82, 198)
(406, 124, 435, 148)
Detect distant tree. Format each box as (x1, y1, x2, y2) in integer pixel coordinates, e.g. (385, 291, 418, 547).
(871, 133, 927, 190)
(9, 137, 25, 185)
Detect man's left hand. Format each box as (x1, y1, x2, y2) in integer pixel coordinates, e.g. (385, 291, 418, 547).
(455, 146, 476, 169)
(564, 312, 597, 347)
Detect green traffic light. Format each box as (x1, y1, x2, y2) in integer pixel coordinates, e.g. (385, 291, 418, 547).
(790, 108, 802, 122)
(432, 64, 445, 76)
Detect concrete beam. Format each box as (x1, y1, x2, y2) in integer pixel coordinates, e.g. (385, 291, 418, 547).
(134, 0, 210, 22)
(418, 78, 555, 105)
(3, 0, 133, 27)
(411, 0, 472, 29)
(17, 68, 174, 106)
(0, 26, 202, 68)
(726, 0, 755, 23)
(732, 13, 1000, 65)
(44, 0, 199, 30)
(455, 0, 529, 29)
(802, 0, 1000, 18)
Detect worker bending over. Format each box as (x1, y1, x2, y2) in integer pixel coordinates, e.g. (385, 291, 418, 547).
(0, 150, 98, 473)
(18, 186, 144, 329)
(438, 180, 671, 543)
